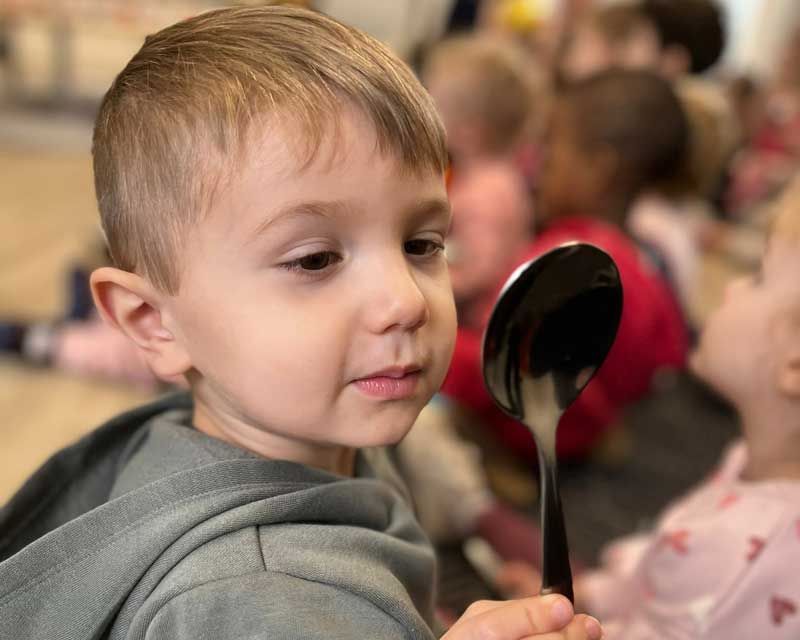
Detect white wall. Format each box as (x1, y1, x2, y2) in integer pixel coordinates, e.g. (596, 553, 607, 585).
(719, 0, 800, 79)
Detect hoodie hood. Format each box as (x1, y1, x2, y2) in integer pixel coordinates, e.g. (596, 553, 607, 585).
(0, 394, 436, 640)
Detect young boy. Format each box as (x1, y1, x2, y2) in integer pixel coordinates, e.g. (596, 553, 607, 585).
(0, 6, 601, 640)
(499, 175, 800, 638)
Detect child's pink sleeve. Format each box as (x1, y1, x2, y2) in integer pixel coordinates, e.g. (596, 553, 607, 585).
(583, 444, 800, 639)
(579, 532, 654, 620)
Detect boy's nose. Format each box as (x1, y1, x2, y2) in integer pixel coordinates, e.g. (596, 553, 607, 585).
(366, 261, 429, 334)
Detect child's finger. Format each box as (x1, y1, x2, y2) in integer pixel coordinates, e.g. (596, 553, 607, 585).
(520, 614, 603, 640)
(444, 594, 574, 639)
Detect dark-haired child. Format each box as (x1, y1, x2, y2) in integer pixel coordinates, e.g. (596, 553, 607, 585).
(443, 69, 691, 463)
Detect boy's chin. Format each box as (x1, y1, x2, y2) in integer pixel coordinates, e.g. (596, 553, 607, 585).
(359, 411, 419, 447)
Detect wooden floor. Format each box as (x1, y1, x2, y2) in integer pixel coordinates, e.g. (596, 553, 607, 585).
(0, 148, 151, 503)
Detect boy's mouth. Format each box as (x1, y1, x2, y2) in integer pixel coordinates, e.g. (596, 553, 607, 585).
(352, 365, 422, 400)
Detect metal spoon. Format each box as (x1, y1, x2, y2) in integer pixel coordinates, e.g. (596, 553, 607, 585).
(481, 242, 623, 602)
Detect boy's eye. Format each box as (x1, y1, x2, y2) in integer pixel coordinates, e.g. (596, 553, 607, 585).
(282, 251, 341, 272)
(405, 238, 444, 257)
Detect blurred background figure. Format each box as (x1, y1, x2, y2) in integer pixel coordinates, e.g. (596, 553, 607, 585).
(422, 33, 539, 326)
(556, 0, 736, 316)
(542, 69, 696, 317)
(441, 68, 691, 472)
(561, 0, 725, 83)
(724, 25, 800, 218)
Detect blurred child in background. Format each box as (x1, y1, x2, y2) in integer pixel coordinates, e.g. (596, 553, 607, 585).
(561, 0, 724, 84)
(540, 69, 697, 300)
(442, 68, 691, 466)
(446, 162, 533, 331)
(0, 244, 162, 389)
(560, 2, 660, 84)
(559, 0, 734, 309)
(499, 172, 800, 640)
(422, 33, 539, 327)
(726, 26, 800, 218)
(423, 32, 541, 181)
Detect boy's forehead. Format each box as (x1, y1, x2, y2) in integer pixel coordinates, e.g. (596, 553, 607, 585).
(237, 104, 408, 181)
(202, 107, 447, 229)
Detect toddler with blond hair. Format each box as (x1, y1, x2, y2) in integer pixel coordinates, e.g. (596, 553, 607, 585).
(0, 7, 601, 640)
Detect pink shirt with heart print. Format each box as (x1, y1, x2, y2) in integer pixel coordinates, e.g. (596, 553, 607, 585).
(581, 441, 800, 639)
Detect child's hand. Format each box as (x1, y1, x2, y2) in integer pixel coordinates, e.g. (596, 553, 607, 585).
(442, 594, 602, 640)
(495, 561, 542, 599)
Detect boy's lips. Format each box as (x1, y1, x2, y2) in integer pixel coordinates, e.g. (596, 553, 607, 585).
(352, 365, 422, 400)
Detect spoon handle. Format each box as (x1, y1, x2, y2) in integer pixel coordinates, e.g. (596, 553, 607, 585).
(537, 448, 574, 603)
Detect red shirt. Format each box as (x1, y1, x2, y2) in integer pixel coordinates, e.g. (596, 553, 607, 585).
(441, 217, 689, 460)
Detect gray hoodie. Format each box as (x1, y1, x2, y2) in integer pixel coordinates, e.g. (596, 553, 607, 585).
(0, 394, 438, 639)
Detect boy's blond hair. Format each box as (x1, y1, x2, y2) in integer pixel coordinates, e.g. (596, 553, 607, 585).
(422, 34, 537, 155)
(93, 5, 447, 293)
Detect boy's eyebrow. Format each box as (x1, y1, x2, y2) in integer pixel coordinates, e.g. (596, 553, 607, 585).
(249, 199, 350, 240)
(413, 197, 452, 222)
(250, 197, 452, 240)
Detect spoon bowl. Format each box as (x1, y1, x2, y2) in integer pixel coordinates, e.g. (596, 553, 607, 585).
(482, 242, 623, 602)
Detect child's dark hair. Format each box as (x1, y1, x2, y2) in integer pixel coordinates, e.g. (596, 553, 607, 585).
(642, 0, 725, 74)
(563, 68, 690, 206)
(584, 2, 653, 43)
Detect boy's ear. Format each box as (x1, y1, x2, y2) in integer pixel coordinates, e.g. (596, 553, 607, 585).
(90, 267, 192, 380)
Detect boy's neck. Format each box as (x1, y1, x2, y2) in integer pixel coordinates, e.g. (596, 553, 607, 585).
(192, 400, 358, 477)
(739, 407, 800, 482)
